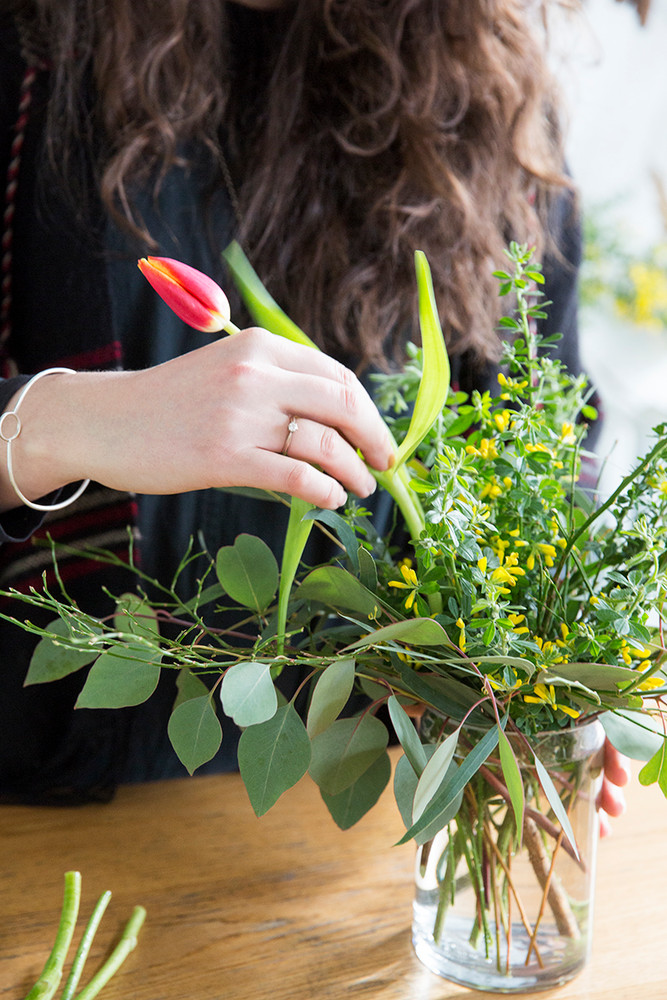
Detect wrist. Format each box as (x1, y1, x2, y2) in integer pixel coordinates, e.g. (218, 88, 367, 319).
(0, 369, 95, 511)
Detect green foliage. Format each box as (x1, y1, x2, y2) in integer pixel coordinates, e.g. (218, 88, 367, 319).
(220, 660, 278, 727)
(75, 645, 162, 709)
(320, 751, 391, 829)
(309, 714, 388, 796)
(167, 696, 222, 775)
(6, 242, 667, 860)
(237, 704, 311, 815)
(216, 533, 279, 613)
(306, 658, 356, 738)
(26, 619, 100, 685)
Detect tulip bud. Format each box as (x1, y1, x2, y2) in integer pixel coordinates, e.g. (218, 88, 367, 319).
(138, 256, 235, 333)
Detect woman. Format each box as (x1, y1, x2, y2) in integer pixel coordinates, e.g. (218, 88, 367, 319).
(0, 0, 630, 815)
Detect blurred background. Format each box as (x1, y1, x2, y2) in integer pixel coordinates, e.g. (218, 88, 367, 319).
(559, 0, 667, 495)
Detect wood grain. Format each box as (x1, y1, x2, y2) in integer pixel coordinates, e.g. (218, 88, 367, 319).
(1, 758, 666, 999)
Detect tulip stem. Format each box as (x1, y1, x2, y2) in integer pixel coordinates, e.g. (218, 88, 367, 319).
(223, 320, 241, 335)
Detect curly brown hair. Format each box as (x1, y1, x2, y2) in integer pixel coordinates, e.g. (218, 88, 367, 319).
(17, 0, 570, 367)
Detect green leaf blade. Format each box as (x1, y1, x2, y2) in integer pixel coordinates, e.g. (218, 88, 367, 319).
(238, 703, 311, 816)
(498, 728, 525, 839)
(220, 660, 278, 727)
(412, 726, 460, 822)
(638, 741, 667, 795)
(216, 534, 279, 613)
(321, 751, 391, 830)
(392, 251, 451, 470)
(168, 695, 223, 775)
(25, 619, 100, 685)
(223, 240, 317, 348)
(309, 714, 388, 796)
(75, 644, 161, 709)
(387, 695, 428, 776)
(397, 723, 501, 845)
(306, 657, 356, 738)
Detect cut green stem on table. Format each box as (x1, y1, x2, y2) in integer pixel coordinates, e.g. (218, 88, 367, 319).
(59, 892, 111, 1000)
(71, 906, 147, 1000)
(24, 871, 81, 1000)
(21, 872, 145, 1000)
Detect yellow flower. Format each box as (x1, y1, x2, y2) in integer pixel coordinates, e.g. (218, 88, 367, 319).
(624, 261, 667, 328)
(388, 563, 420, 610)
(480, 476, 503, 500)
(466, 437, 499, 460)
(493, 409, 512, 433)
(560, 422, 577, 445)
(638, 676, 663, 691)
(455, 617, 467, 651)
(523, 682, 580, 719)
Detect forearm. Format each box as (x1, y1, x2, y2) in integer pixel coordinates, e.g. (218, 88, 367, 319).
(0, 332, 394, 513)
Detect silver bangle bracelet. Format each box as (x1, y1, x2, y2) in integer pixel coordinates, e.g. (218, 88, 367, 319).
(0, 367, 91, 512)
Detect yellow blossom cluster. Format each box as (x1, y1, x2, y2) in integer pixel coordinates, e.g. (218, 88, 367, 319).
(617, 261, 667, 330)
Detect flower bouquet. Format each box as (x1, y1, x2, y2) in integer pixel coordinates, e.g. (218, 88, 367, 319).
(7, 243, 667, 993)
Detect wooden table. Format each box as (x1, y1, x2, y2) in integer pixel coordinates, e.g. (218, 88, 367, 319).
(1, 760, 666, 1000)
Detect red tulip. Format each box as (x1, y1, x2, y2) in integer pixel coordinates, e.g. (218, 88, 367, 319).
(138, 256, 236, 333)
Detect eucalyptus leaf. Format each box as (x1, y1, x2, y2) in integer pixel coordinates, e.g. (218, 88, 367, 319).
(358, 546, 378, 592)
(346, 617, 453, 650)
(173, 667, 209, 709)
(533, 754, 580, 859)
(601, 710, 665, 760)
(297, 565, 380, 617)
(220, 660, 278, 727)
(387, 695, 428, 776)
(216, 534, 279, 613)
(397, 723, 501, 845)
(412, 726, 460, 822)
(238, 703, 311, 816)
(540, 662, 639, 688)
(474, 655, 536, 679)
(75, 644, 162, 709)
(25, 619, 100, 685)
(309, 714, 388, 795)
(321, 751, 391, 830)
(303, 508, 360, 576)
(498, 728, 524, 838)
(394, 750, 462, 845)
(306, 658, 356, 738)
(392, 660, 489, 722)
(167, 695, 222, 775)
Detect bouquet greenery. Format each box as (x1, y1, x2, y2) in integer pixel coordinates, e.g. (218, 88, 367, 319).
(6, 242, 667, 988)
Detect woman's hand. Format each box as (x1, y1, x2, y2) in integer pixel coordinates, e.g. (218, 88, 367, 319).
(0, 328, 394, 511)
(598, 740, 632, 837)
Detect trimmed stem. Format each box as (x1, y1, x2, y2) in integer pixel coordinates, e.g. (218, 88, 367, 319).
(523, 818, 579, 942)
(60, 892, 112, 1000)
(71, 906, 147, 1000)
(24, 871, 81, 1000)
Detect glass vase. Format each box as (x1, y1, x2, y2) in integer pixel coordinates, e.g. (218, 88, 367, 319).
(412, 715, 605, 993)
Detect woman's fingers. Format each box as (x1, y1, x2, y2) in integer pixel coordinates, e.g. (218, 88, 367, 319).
(275, 416, 378, 500)
(234, 449, 348, 509)
(597, 740, 632, 837)
(254, 330, 395, 472)
(603, 740, 632, 787)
